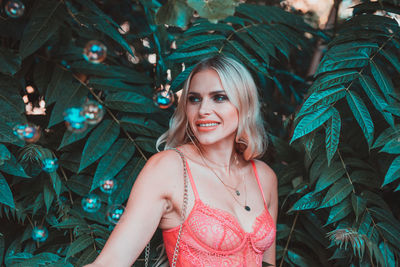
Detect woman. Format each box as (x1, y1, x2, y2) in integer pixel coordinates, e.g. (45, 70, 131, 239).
(86, 56, 277, 266)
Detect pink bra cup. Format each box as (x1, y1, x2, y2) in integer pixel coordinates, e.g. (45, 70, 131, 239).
(163, 158, 276, 267)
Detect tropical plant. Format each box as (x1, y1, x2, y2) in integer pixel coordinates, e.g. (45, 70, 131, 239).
(0, 0, 399, 266)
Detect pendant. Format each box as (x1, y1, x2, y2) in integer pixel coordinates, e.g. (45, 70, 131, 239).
(245, 206, 251, 211)
(235, 190, 240, 196)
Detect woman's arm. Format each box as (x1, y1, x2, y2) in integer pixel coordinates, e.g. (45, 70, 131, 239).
(85, 150, 181, 267)
(260, 162, 278, 266)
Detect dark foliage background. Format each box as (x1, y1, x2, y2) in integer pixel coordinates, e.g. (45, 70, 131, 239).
(0, 0, 399, 266)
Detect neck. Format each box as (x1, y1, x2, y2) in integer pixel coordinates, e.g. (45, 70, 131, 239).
(195, 143, 240, 173)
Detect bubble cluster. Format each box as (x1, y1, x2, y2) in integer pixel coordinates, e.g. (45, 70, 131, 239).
(153, 88, 174, 109)
(12, 123, 41, 143)
(81, 193, 101, 213)
(5, 0, 25, 18)
(42, 158, 59, 173)
(99, 178, 117, 194)
(83, 40, 107, 64)
(106, 204, 125, 224)
(82, 100, 104, 125)
(31, 226, 48, 242)
(63, 107, 87, 133)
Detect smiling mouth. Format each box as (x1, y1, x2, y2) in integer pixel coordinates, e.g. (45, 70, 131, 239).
(197, 123, 220, 127)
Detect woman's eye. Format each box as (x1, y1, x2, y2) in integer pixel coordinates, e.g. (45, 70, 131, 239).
(188, 96, 201, 103)
(214, 95, 228, 102)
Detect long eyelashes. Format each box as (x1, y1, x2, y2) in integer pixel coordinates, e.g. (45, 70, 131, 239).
(187, 94, 229, 103)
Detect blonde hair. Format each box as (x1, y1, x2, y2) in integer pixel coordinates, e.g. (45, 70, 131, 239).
(156, 55, 267, 160)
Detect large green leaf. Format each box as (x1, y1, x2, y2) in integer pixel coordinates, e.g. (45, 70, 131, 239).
(314, 163, 345, 193)
(0, 153, 29, 178)
(58, 124, 95, 150)
(187, 0, 239, 21)
(316, 52, 370, 75)
(372, 125, 400, 149)
(325, 199, 352, 226)
(176, 35, 226, 52)
(310, 70, 359, 93)
(120, 115, 166, 137)
(351, 194, 367, 221)
(289, 191, 323, 212)
(105, 92, 158, 114)
(370, 60, 399, 103)
(325, 108, 341, 165)
(359, 74, 394, 127)
(91, 138, 135, 191)
(0, 47, 21, 75)
(167, 47, 219, 62)
(0, 122, 24, 145)
(382, 156, 400, 187)
(88, 78, 150, 94)
(319, 178, 353, 208)
(19, 0, 64, 58)
(0, 173, 15, 209)
(43, 183, 54, 213)
(346, 90, 374, 146)
(155, 0, 193, 28)
(47, 80, 87, 128)
(0, 144, 11, 162)
(79, 120, 120, 172)
(291, 105, 334, 144)
(66, 234, 93, 259)
(380, 138, 400, 154)
(376, 222, 400, 248)
(297, 86, 346, 117)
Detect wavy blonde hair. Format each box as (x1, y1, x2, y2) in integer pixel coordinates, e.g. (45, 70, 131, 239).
(156, 55, 267, 160)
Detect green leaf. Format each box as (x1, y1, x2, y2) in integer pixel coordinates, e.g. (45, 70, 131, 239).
(88, 78, 150, 94)
(316, 52, 370, 75)
(91, 138, 135, 191)
(187, 0, 239, 21)
(359, 74, 394, 127)
(379, 242, 395, 267)
(310, 70, 359, 93)
(135, 136, 157, 153)
(48, 80, 87, 128)
(58, 124, 95, 150)
(184, 20, 234, 35)
(105, 92, 158, 114)
(370, 60, 399, 103)
(0, 144, 11, 162)
(346, 90, 374, 146)
(379, 49, 400, 74)
(291, 105, 334, 144)
(0, 173, 15, 209)
(382, 156, 400, 187)
(176, 35, 226, 52)
(0, 153, 30, 178)
(19, 1, 64, 58)
(167, 47, 219, 62)
(52, 217, 84, 229)
(325, 108, 341, 165)
(297, 86, 346, 117)
(0, 47, 21, 75)
(49, 172, 62, 197)
(289, 191, 323, 212)
(79, 120, 120, 172)
(314, 163, 345, 193)
(45, 67, 73, 106)
(43, 183, 54, 213)
(0, 123, 23, 146)
(376, 222, 400, 248)
(66, 175, 91, 196)
(155, 0, 193, 28)
(319, 178, 353, 208)
(120, 115, 166, 138)
(111, 157, 145, 205)
(351, 194, 367, 221)
(66, 235, 93, 259)
(325, 199, 352, 226)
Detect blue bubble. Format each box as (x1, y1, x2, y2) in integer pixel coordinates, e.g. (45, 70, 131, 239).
(83, 41, 107, 64)
(82, 101, 104, 125)
(64, 107, 87, 132)
(153, 89, 174, 109)
(99, 178, 117, 194)
(12, 123, 41, 142)
(32, 226, 48, 242)
(81, 193, 101, 213)
(106, 204, 125, 224)
(5, 0, 25, 18)
(42, 158, 58, 173)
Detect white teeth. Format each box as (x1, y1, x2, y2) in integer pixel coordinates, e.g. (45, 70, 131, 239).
(198, 123, 218, 127)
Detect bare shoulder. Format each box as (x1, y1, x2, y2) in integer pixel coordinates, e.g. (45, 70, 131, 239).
(252, 159, 278, 190)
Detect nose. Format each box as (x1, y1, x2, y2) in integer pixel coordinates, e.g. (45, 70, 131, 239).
(198, 98, 213, 116)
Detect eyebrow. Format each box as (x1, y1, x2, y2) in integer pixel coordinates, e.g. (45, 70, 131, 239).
(187, 90, 226, 96)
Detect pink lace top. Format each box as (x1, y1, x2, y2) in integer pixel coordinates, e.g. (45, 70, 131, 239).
(162, 158, 276, 266)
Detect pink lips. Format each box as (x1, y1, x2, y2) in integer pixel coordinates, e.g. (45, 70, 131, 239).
(195, 120, 220, 132)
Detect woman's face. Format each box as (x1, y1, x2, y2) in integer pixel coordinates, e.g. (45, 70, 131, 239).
(186, 69, 239, 147)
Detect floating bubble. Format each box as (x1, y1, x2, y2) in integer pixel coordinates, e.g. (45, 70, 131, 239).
(82, 101, 104, 125)
(153, 88, 174, 109)
(106, 204, 125, 224)
(99, 178, 117, 194)
(12, 123, 41, 143)
(81, 193, 101, 213)
(42, 158, 58, 173)
(63, 107, 87, 133)
(83, 40, 107, 64)
(31, 226, 48, 242)
(5, 0, 25, 18)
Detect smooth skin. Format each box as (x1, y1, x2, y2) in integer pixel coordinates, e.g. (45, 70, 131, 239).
(86, 69, 277, 266)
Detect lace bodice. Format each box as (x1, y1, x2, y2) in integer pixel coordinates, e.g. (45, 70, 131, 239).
(162, 158, 276, 266)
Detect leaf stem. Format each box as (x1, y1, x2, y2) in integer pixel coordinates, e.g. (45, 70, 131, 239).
(279, 211, 299, 267)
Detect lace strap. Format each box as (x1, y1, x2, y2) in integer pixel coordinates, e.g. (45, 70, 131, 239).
(251, 160, 267, 207)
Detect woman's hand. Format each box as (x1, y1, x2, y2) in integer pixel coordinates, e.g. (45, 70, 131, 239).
(85, 150, 182, 267)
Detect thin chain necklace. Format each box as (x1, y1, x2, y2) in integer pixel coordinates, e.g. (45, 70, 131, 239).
(199, 152, 251, 211)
